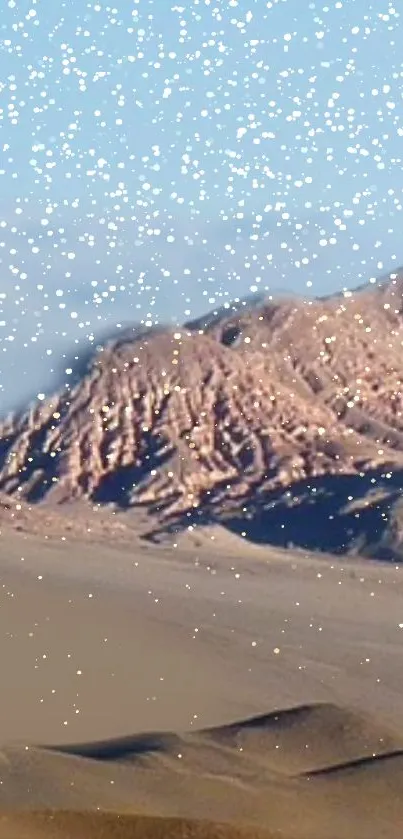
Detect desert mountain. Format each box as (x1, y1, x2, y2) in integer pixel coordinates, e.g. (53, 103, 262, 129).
(2, 270, 403, 558)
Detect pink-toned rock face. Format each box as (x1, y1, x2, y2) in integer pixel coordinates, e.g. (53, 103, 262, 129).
(1, 277, 403, 526)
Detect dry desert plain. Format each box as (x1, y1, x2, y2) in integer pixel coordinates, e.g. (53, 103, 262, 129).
(1, 520, 403, 838)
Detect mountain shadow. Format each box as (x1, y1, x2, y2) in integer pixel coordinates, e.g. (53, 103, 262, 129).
(92, 431, 173, 509)
(219, 468, 403, 560)
(162, 467, 403, 561)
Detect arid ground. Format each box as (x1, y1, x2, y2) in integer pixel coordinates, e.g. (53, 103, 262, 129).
(1, 521, 403, 838)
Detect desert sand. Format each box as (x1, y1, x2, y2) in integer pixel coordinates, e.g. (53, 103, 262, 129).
(0, 524, 403, 837)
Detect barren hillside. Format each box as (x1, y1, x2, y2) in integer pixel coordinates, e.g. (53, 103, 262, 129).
(1, 271, 403, 556)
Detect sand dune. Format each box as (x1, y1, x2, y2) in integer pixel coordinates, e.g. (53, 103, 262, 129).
(2, 531, 403, 836)
(0, 702, 402, 838)
(44, 701, 400, 777)
(199, 701, 400, 774)
(0, 813, 273, 839)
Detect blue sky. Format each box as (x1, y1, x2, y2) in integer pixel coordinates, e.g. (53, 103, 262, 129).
(0, 0, 402, 411)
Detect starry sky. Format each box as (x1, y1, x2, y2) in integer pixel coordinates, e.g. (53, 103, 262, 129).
(0, 0, 402, 412)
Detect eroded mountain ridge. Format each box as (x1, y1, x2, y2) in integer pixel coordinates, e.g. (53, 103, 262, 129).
(2, 272, 403, 556)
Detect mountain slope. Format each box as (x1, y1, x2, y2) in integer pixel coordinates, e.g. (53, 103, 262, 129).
(208, 271, 403, 450)
(2, 271, 403, 557)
